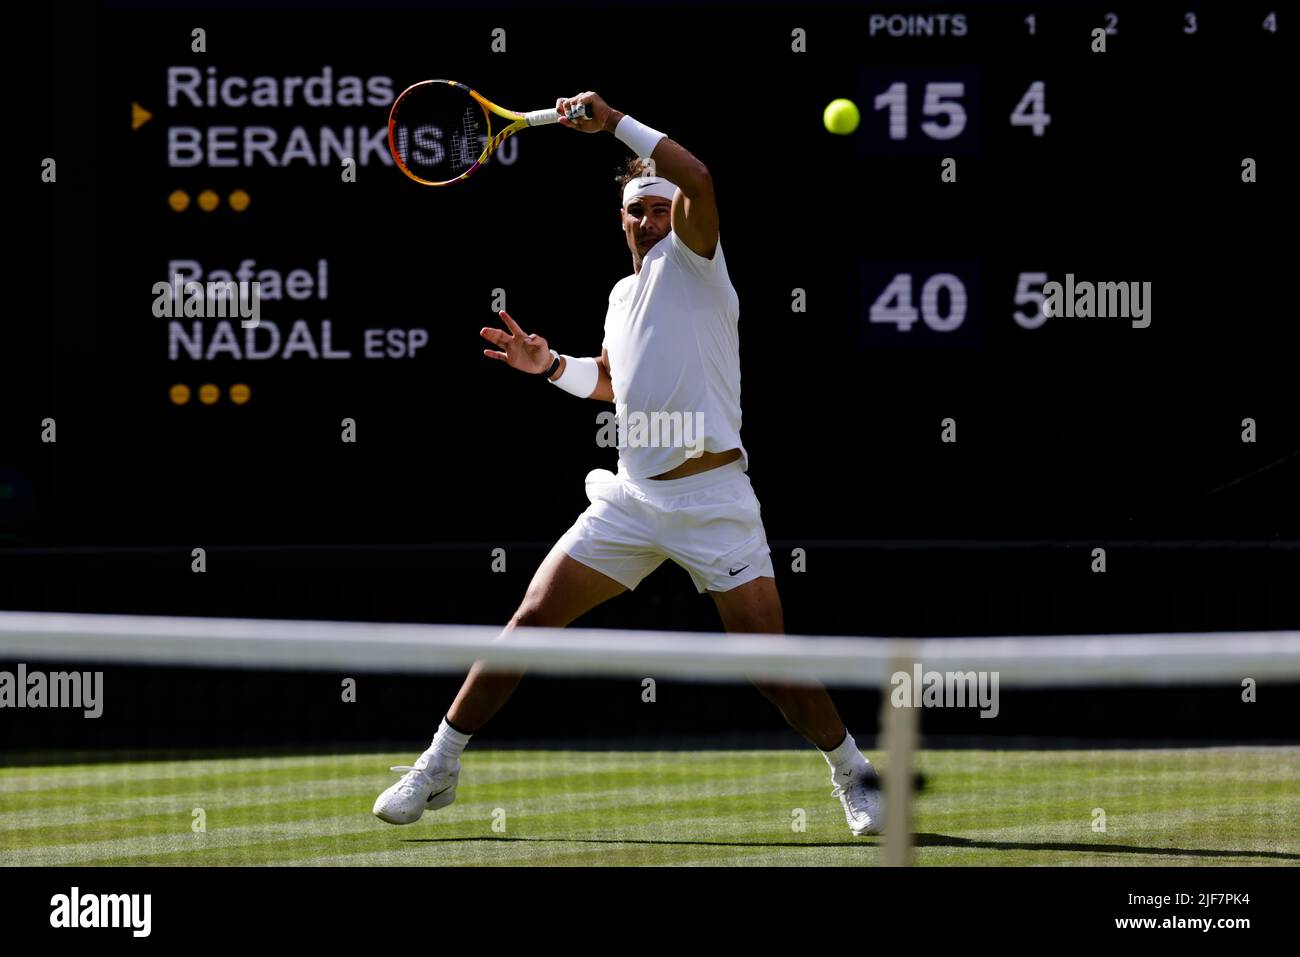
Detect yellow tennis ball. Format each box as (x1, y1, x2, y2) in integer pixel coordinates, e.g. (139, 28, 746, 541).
(824, 98, 860, 135)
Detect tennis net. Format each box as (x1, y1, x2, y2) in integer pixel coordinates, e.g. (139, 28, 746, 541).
(2, 611, 1298, 866)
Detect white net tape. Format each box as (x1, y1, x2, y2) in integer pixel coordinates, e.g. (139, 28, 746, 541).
(1, 612, 1298, 686)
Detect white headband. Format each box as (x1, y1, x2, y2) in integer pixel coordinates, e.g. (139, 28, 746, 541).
(622, 176, 678, 207)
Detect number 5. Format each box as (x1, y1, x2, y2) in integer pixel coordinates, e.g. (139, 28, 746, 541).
(1014, 272, 1050, 328)
(921, 83, 966, 140)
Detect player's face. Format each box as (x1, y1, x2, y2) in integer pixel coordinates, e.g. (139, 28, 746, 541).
(621, 195, 672, 259)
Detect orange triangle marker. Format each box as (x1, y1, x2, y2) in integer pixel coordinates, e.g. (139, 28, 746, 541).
(131, 102, 152, 130)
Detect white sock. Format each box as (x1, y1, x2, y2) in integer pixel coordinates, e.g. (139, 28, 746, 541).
(822, 729, 869, 779)
(415, 716, 472, 770)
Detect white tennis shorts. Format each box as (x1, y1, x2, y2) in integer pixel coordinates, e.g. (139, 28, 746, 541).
(556, 458, 775, 593)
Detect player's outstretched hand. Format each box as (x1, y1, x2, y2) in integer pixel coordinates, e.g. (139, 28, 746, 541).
(481, 310, 552, 374)
(556, 92, 615, 133)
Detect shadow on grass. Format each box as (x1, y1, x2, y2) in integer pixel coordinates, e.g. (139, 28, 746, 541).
(915, 832, 1300, 863)
(912, 832, 1300, 862)
(402, 836, 872, 849)
(400, 833, 1300, 862)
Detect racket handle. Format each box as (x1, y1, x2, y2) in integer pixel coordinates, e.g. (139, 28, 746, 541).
(525, 103, 593, 126)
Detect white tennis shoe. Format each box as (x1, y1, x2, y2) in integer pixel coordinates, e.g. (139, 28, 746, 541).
(372, 759, 460, 825)
(832, 761, 884, 836)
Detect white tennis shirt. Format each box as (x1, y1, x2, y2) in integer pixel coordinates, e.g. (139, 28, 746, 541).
(602, 230, 747, 479)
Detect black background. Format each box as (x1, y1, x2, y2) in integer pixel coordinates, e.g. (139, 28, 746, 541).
(3, 1, 1296, 750)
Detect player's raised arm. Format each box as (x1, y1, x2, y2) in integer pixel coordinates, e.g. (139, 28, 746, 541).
(556, 92, 718, 260)
(479, 310, 552, 373)
(480, 310, 613, 401)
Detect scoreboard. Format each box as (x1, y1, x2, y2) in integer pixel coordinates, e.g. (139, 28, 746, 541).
(18, 1, 1294, 547)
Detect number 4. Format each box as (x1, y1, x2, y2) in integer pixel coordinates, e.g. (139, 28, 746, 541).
(1010, 81, 1051, 137)
(869, 274, 920, 331)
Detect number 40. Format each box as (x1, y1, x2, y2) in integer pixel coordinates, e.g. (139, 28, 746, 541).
(869, 273, 968, 332)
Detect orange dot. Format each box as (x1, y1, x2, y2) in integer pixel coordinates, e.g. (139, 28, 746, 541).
(229, 383, 251, 405)
(198, 383, 220, 405)
(197, 189, 220, 212)
(168, 190, 191, 212)
(169, 383, 191, 405)
(229, 189, 250, 212)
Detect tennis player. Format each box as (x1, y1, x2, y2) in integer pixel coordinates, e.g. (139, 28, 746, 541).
(375, 92, 883, 836)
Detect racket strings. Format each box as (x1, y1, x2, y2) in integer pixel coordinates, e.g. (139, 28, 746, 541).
(390, 82, 488, 183)
(457, 106, 485, 168)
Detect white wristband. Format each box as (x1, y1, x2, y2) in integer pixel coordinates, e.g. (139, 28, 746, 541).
(614, 114, 667, 158)
(551, 354, 600, 398)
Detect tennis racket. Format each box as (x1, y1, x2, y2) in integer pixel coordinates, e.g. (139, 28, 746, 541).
(387, 79, 592, 186)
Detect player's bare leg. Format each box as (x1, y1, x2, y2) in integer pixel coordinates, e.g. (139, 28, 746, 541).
(709, 576, 844, 748)
(711, 576, 883, 835)
(374, 545, 626, 824)
(448, 546, 629, 731)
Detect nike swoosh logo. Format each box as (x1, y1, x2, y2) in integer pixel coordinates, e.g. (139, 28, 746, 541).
(426, 783, 454, 802)
(728, 564, 750, 576)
